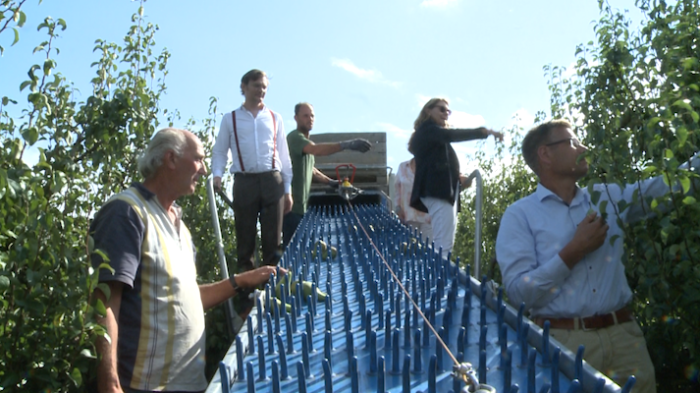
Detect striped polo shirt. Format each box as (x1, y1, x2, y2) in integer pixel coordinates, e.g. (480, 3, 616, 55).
(90, 184, 207, 391)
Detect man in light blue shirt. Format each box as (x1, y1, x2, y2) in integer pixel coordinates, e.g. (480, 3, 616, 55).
(496, 119, 669, 393)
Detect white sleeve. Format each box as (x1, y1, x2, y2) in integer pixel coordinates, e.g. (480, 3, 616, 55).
(274, 113, 292, 194)
(211, 114, 232, 178)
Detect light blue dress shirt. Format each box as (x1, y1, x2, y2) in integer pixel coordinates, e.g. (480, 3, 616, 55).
(495, 172, 685, 318)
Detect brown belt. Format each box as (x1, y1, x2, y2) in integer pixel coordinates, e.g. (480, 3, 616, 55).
(534, 307, 634, 331)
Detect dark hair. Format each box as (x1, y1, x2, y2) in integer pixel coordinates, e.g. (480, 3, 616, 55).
(522, 119, 572, 174)
(294, 102, 313, 115)
(240, 69, 267, 95)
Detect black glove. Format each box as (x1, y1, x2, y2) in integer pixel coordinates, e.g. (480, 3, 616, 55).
(328, 179, 340, 189)
(339, 138, 372, 153)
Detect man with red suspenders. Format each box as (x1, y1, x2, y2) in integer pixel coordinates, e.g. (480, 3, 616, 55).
(211, 69, 292, 273)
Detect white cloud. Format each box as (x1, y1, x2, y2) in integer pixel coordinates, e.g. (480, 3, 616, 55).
(416, 94, 432, 109)
(420, 0, 459, 7)
(448, 110, 485, 129)
(376, 122, 412, 139)
(506, 108, 536, 129)
(562, 61, 579, 79)
(331, 58, 401, 88)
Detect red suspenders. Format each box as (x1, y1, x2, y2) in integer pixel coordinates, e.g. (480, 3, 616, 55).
(231, 109, 277, 172)
(231, 111, 245, 172)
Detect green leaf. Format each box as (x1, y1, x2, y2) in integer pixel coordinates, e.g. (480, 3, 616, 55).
(677, 127, 688, 147)
(96, 283, 111, 300)
(43, 59, 54, 76)
(664, 149, 674, 159)
(672, 99, 693, 112)
(599, 200, 608, 220)
(683, 196, 697, 205)
(681, 57, 698, 70)
(0, 275, 9, 293)
(643, 165, 657, 174)
(21, 126, 38, 145)
(57, 18, 67, 30)
(646, 117, 662, 129)
(69, 367, 82, 387)
(680, 176, 691, 194)
(617, 199, 629, 212)
(94, 298, 107, 317)
(609, 234, 620, 246)
(590, 190, 601, 205)
(17, 11, 26, 28)
(691, 111, 699, 123)
(12, 28, 19, 46)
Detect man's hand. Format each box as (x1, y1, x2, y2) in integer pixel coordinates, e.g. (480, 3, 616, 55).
(328, 179, 340, 189)
(340, 139, 372, 153)
(213, 176, 223, 191)
(235, 265, 288, 289)
(283, 193, 293, 215)
(459, 174, 473, 190)
(560, 213, 609, 269)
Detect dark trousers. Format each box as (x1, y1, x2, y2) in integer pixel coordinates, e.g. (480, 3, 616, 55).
(233, 171, 284, 271)
(282, 212, 303, 247)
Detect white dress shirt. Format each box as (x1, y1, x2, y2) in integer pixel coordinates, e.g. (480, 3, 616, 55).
(211, 105, 292, 193)
(496, 154, 699, 318)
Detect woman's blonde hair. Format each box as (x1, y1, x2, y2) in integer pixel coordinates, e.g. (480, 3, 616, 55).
(408, 97, 449, 153)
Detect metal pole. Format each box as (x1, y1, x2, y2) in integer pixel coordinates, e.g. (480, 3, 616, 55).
(466, 170, 483, 278)
(206, 176, 237, 337)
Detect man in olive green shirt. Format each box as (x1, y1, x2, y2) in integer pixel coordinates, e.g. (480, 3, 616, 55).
(283, 102, 372, 246)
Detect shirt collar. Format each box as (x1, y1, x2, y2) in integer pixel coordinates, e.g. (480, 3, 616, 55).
(131, 182, 155, 200)
(239, 104, 267, 115)
(535, 183, 589, 207)
(130, 182, 182, 216)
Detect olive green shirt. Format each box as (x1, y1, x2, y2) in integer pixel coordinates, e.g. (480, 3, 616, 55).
(287, 129, 314, 215)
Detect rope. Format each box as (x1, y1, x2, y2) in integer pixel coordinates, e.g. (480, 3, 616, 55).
(345, 200, 461, 368)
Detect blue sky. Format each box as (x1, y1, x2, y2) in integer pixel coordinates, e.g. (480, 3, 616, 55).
(1, 0, 642, 171)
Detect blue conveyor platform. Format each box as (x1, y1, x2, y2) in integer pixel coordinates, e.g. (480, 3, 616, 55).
(206, 189, 631, 393)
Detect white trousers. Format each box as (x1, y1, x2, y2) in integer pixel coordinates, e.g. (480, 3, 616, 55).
(420, 197, 457, 260)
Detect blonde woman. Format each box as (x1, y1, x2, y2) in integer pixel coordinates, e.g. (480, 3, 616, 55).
(408, 98, 503, 259)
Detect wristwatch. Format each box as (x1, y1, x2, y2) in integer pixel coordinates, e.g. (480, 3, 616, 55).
(229, 274, 241, 292)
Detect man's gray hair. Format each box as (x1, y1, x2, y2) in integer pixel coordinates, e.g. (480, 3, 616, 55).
(137, 128, 188, 179)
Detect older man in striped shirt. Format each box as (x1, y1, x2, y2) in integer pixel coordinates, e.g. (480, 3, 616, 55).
(90, 128, 284, 393)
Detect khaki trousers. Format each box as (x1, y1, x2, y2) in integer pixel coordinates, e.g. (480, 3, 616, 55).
(549, 320, 656, 393)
